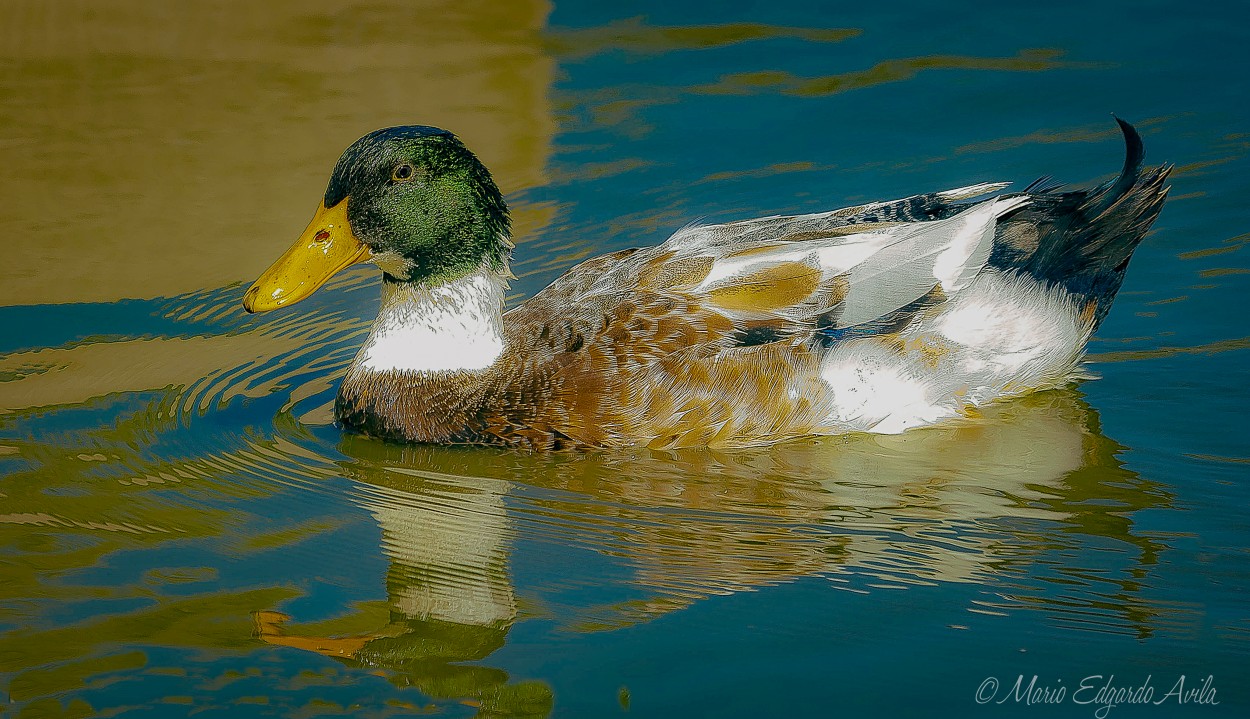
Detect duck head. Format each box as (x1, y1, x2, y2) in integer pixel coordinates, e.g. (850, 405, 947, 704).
(243, 126, 511, 313)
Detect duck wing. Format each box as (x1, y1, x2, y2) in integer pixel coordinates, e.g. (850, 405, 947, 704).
(499, 188, 1027, 447)
(510, 187, 1027, 359)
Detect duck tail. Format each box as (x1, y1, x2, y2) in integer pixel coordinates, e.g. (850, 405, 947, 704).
(989, 118, 1171, 329)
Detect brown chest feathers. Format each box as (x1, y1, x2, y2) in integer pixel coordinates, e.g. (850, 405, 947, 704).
(334, 303, 830, 451)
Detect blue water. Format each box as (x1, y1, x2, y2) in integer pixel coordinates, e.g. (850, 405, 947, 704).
(1, 1, 1248, 717)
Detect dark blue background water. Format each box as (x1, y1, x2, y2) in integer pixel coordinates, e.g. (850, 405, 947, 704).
(1, 1, 1247, 716)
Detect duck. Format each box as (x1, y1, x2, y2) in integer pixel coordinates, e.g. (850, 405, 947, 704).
(242, 119, 1169, 450)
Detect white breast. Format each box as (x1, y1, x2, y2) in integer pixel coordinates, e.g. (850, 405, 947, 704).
(356, 267, 507, 374)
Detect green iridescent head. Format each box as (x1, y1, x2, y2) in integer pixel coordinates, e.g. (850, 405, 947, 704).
(244, 125, 510, 313)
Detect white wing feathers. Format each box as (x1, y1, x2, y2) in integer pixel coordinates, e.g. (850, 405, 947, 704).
(660, 193, 1028, 329)
(836, 196, 1028, 326)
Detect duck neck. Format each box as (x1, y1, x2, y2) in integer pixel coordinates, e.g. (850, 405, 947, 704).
(354, 263, 509, 375)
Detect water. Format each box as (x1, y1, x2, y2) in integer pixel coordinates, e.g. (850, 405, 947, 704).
(2, 1, 1248, 716)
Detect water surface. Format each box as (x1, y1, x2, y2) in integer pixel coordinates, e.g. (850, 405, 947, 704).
(2, 1, 1248, 716)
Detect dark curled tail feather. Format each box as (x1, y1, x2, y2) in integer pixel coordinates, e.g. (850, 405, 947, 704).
(988, 118, 1171, 329)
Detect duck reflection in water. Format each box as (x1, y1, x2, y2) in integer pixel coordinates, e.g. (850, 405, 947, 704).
(255, 388, 1170, 713)
(255, 455, 552, 717)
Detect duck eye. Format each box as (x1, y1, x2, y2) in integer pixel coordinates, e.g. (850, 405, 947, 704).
(391, 163, 415, 182)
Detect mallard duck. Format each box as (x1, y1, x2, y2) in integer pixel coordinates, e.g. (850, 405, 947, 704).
(243, 119, 1169, 450)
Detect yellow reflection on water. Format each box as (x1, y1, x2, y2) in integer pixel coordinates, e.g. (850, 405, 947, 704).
(702, 48, 1076, 97)
(0, 0, 555, 306)
(545, 17, 860, 58)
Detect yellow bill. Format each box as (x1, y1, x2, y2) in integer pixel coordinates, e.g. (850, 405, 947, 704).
(243, 199, 372, 313)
